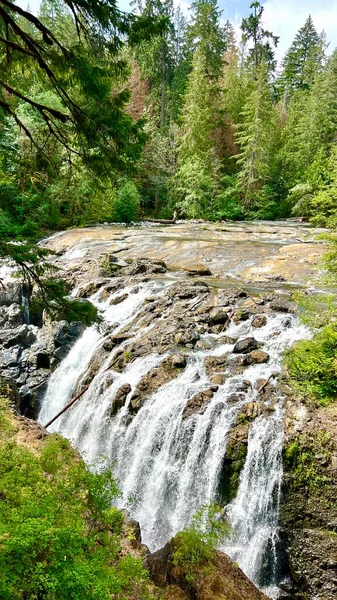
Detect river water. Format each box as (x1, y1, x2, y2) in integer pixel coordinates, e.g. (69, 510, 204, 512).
(38, 220, 323, 598)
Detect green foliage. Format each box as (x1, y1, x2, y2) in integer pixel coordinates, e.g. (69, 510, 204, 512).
(285, 323, 337, 404)
(172, 505, 230, 583)
(0, 406, 151, 600)
(112, 181, 141, 223)
(235, 61, 277, 213)
(284, 432, 332, 491)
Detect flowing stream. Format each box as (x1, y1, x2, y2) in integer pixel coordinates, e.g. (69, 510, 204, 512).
(37, 220, 322, 598)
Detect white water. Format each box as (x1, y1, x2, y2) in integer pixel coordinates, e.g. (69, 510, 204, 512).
(38, 281, 310, 597)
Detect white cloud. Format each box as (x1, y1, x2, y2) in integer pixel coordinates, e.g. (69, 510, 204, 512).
(262, 0, 337, 63)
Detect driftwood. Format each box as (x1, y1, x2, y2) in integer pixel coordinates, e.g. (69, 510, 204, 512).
(43, 384, 90, 429)
(144, 218, 176, 224)
(258, 373, 277, 394)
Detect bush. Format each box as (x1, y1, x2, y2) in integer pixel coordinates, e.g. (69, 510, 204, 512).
(112, 181, 140, 223)
(172, 505, 229, 583)
(285, 324, 337, 404)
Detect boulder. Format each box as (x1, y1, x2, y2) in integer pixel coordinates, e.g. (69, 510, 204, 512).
(110, 293, 128, 305)
(182, 389, 214, 419)
(233, 337, 259, 354)
(130, 358, 181, 413)
(242, 350, 270, 365)
(209, 307, 230, 325)
(183, 264, 212, 276)
(175, 328, 200, 347)
(252, 315, 267, 328)
(204, 355, 228, 374)
(232, 310, 250, 324)
(124, 258, 167, 276)
(168, 282, 209, 300)
(171, 354, 187, 369)
(147, 539, 269, 600)
(270, 296, 296, 313)
(110, 383, 131, 417)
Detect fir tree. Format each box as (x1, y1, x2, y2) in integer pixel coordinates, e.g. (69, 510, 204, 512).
(235, 61, 276, 212)
(277, 16, 323, 98)
(175, 48, 220, 217)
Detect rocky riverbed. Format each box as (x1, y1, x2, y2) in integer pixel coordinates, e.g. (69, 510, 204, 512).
(0, 220, 336, 600)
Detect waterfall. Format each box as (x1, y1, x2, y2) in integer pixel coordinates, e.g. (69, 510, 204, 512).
(38, 280, 310, 598)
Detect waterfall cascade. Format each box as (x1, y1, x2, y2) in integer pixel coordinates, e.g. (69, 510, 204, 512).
(39, 274, 310, 599)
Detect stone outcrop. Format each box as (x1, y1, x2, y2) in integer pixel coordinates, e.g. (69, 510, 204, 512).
(147, 539, 269, 600)
(281, 398, 337, 600)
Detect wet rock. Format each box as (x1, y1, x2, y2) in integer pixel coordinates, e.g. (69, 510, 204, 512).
(76, 278, 111, 298)
(242, 350, 270, 365)
(209, 307, 230, 325)
(183, 264, 212, 276)
(110, 383, 131, 417)
(270, 296, 296, 313)
(130, 359, 180, 413)
(168, 281, 209, 300)
(227, 393, 245, 404)
(210, 374, 227, 386)
(232, 310, 250, 324)
(252, 315, 267, 328)
(110, 293, 128, 305)
(124, 258, 167, 276)
(182, 389, 214, 419)
(233, 337, 259, 354)
(175, 328, 200, 347)
(204, 355, 228, 374)
(171, 355, 187, 369)
(241, 401, 263, 421)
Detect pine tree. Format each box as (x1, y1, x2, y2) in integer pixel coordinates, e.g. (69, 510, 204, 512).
(277, 16, 324, 98)
(235, 61, 276, 212)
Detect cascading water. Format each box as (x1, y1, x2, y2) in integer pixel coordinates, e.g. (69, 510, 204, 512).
(39, 277, 310, 599)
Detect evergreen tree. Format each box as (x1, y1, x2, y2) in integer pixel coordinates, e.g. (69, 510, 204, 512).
(187, 0, 226, 81)
(241, 1, 279, 75)
(175, 48, 221, 217)
(277, 16, 323, 98)
(235, 61, 276, 213)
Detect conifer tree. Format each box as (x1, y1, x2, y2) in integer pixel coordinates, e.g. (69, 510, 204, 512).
(241, 1, 279, 75)
(277, 16, 323, 98)
(175, 48, 220, 217)
(235, 61, 276, 212)
(187, 0, 226, 81)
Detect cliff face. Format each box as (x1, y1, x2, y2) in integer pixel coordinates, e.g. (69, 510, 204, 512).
(280, 398, 337, 600)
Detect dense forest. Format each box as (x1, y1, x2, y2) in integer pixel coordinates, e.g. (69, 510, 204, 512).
(1, 0, 337, 236)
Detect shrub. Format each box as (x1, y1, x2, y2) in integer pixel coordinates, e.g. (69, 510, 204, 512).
(112, 181, 140, 223)
(172, 505, 230, 583)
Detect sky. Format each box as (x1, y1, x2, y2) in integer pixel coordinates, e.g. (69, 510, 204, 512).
(17, 0, 337, 63)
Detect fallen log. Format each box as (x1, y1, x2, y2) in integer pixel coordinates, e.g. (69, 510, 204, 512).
(258, 372, 277, 394)
(43, 384, 90, 429)
(144, 218, 176, 224)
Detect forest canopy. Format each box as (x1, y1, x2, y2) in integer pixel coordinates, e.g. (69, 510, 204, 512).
(1, 0, 337, 237)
